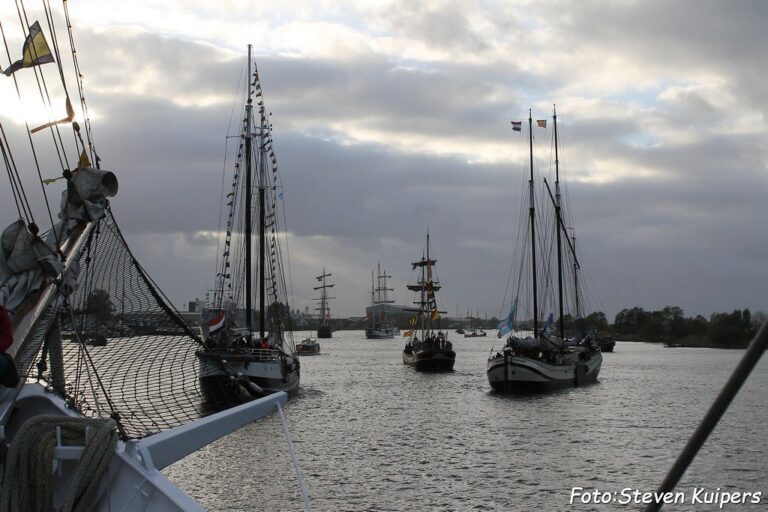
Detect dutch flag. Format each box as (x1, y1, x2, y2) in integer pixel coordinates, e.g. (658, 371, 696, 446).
(209, 311, 226, 335)
(511, 121, 522, 132)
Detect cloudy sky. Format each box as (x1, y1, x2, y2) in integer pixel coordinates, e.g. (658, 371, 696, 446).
(1, 0, 766, 322)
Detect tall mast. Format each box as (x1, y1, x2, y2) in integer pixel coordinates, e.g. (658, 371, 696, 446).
(245, 44, 253, 337)
(528, 110, 539, 338)
(572, 231, 581, 320)
(370, 269, 375, 323)
(376, 261, 382, 324)
(257, 57, 267, 340)
(425, 231, 431, 333)
(554, 104, 565, 340)
(314, 268, 334, 327)
(377, 263, 394, 325)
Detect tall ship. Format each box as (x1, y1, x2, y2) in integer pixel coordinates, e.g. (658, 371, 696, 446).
(402, 232, 455, 371)
(296, 268, 333, 355)
(0, 11, 307, 511)
(314, 267, 334, 339)
(487, 108, 602, 392)
(197, 45, 299, 395)
(365, 262, 398, 339)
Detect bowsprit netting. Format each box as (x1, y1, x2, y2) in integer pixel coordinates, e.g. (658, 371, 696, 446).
(15, 206, 241, 439)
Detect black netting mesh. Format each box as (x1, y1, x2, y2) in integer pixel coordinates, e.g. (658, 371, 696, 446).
(15, 207, 245, 439)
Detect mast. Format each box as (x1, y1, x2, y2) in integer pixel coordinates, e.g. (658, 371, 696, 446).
(257, 56, 267, 340)
(572, 231, 581, 320)
(426, 231, 431, 333)
(314, 268, 334, 328)
(245, 44, 253, 337)
(554, 105, 565, 340)
(369, 270, 375, 324)
(528, 110, 539, 338)
(376, 262, 394, 327)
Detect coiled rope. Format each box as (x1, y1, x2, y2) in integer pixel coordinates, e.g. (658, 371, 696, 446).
(0, 415, 117, 512)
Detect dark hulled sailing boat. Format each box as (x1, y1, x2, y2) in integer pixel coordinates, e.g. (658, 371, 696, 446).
(197, 45, 299, 395)
(487, 108, 601, 392)
(297, 268, 334, 355)
(314, 268, 334, 339)
(402, 232, 455, 371)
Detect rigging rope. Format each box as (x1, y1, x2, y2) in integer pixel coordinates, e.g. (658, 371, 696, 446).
(276, 403, 312, 512)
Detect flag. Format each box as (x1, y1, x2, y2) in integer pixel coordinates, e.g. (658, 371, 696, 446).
(497, 302, 517, 337)
(537, 119, 547, 128)
(430, 310, 440, 321)
(510, 121, 522, 132)
(31, 96, 75, 133)
(208, 311, 226, 335)
(540, 312, 554, 335)
(2, 21, 55, 76)
(402, 330, 413, 337)
(78, 148, 91, 168)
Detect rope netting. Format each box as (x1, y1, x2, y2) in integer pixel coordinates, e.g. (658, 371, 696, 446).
(15, 207, 243, 439)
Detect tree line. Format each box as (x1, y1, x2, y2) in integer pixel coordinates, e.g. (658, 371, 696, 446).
(610, 306, 762, 348)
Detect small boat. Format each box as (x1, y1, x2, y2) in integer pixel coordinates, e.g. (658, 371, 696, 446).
(296, 337, 321, 355)
(402, 232, 455, 371)
(464, 329, 487, 338)
(487, 108, 602, 392)
(365, 262, 399, 339)
(596, 334, 616, 352)
(197, 46, 299, 396)
(313, 268, 334, 339)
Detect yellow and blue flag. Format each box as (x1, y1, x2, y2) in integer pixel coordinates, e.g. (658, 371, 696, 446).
(2, 21, 54, 76)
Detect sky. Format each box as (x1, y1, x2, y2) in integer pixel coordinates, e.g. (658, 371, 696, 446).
(1, 0, 766, 322)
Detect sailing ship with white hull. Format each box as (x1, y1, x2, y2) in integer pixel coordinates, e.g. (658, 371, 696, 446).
(365, 263, 398, 339)
(487, 108, 602, 392)
(402, 233, 455, 371)
(197, 45, 299, 396)
(0, 12, 307, 511)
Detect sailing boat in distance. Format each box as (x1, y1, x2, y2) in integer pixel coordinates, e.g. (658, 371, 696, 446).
(402, 232, 455, 371)
(314, 267, 334, 339)
(365, 263, 398, 339)
(297, 268, 333, 355)
(487, 107, 602, 392)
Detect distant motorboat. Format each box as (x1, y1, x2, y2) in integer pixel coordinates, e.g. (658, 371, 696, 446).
(296, 337, 321, 356)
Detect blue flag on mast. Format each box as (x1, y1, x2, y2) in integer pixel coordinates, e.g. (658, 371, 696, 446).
(497, 302, 516, 337)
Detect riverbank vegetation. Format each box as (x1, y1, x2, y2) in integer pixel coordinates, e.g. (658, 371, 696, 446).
(611, 306, 763, 348)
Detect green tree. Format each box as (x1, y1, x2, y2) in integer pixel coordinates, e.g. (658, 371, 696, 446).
(585, 311, 608, 332)
(85, 289, 114, 323)
(267, 301, 292, 330)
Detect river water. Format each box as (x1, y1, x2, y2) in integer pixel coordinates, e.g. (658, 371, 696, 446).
(165, 331, 768, 511)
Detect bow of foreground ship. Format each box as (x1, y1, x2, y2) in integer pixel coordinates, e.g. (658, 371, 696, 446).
(0, 8, 308, 510)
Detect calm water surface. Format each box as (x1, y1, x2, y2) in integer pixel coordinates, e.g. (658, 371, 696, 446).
(165, 331, 768, 511)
